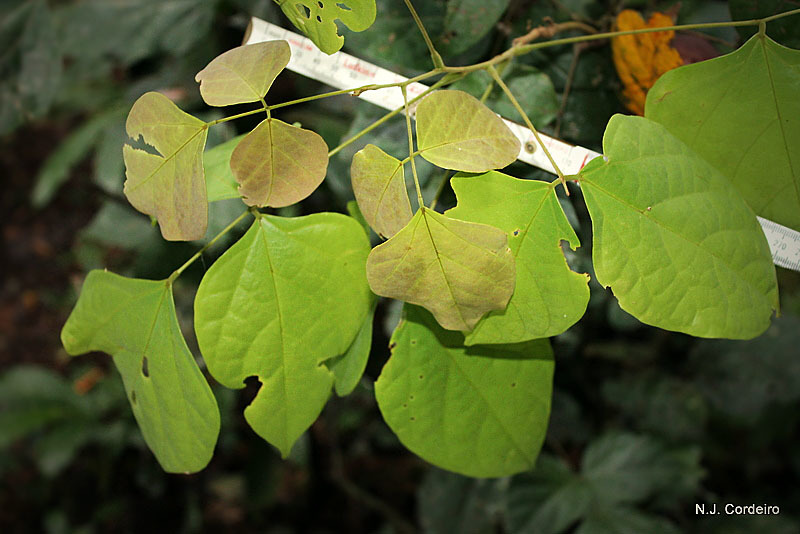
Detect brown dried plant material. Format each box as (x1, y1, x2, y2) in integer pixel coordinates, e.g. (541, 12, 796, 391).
(611, 10, 684, 115)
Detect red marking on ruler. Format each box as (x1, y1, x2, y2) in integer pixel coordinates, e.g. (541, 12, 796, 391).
(579, 153, 590, 170)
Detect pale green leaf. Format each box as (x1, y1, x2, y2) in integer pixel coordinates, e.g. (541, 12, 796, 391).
(231, 118, 328, 207)
(351, 144, 412, 238)
(366, 207, 515, 331)
(278, 0, 377, 55)
(195, 40, 290, 107)
(447, 171, 589, 344)
(203, 134, 243, 202)
(375, 305, 553, 477)
(60, 270, 220, 473)
(346, 200, 370, 236)
(579, 115, 778, 339)
(123, 91, 209, 241)
(194, 213, 372, 457)
(646, 34, 800, 231)
(415, 90, 520, 172)
(326, 298, 377, 396)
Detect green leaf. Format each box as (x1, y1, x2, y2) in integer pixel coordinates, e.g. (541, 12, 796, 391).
(375, 305, 553, 477)
(350, 144, 412, 238)
(507, 455, 592, 534)
(0, 0, 61, 135)
(123, 91, 209, 241)
(278, 0, 377, 55)
(231, 118, 328, 207)
(416, 90, 520, 172)
(440, 0, 510, 55)
(417, 469, 507, 534)
(447, 171, 589, 343)
(60, 271, 220, 473)
(326, 298, 377, 396)
(581, 432, 702, 507)
(195, 40, 290, 107)
(32, 110, 121, 208)
(346, 200, 370, 235)
(194, 213, 372, 457)
(203, 134, 243, 202)
(646, 34, 800, 231)
(366, 207, 516, 331)
(579, 115, 778, 339)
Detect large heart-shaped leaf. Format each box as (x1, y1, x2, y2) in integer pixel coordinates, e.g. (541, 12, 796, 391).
(579, 115, 778, 339)
(447, 171, 590, 344)
(278, 0, 377, 55)
(415, 90, 520, 172)
(351, 144, 412, 238)
(60, 271, 220, 473)
(375, 305, 553, 478)
(646, 34, 800, 231)
(366, 207, 516, 331)
(231, 118, 328, 207)
(195, 40, 290, 107)
(123, 91, 208, 241)
(194, 213, 372, 456)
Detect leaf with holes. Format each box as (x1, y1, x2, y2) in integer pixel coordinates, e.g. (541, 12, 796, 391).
(646, 34, 800, 231)
(195, 40, 290, 107)
(375, 305, 553, 477)
(579, 115, 778, 339)
(231, 118, 328, 207)
(60, 270, 220, 473)
(277, 0, 377, 55)
(123, 91, 208, 241)
(366, 207, 515, 331)
(447, 171, 590, 344)
(416, 90, 520, 172)
(194, 213, 372, 456)
(351, 144, 412, 238)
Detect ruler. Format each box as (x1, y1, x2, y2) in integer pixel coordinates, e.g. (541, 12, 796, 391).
(244, 17, 800, 273)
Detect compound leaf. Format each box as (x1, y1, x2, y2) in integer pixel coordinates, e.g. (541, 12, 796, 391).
(123, 91, 208, 241)
(366, 207, 515, 331)
(194, 213, 372, 457)
(416, 90, 520, 172)
(60, 270, 220, 474)
(447, 171, 590, 344)
(646, 34, 800, 231)
(195, 40, 290, 107)
(375, 305, 553, 478)
(351, 144, 412, 238)
(278, 0, 377, 55)
(231, 118, 328, 207)
(579, 115, 778, 339)
(204, 134, 243, 202)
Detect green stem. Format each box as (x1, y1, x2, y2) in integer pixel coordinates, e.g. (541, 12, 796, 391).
(487, 64, 568, 194)
(207, 106, 266, 126)
(168, 209, 252, 283)
(403, 0, 445, 69)
(402, 86, 424, 208)
(429, 170, 453, 211)
(443, 8, 800, 73)
(328, 73, 464, 158)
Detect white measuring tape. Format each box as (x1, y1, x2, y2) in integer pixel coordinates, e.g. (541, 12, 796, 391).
(244, 17, 800, 272)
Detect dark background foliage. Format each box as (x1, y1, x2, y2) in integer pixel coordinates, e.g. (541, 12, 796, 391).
(1, 0, 799, 532)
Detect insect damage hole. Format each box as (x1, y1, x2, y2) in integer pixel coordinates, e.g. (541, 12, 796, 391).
(141, 356, 150, 377)
(337, 2, 352, 10)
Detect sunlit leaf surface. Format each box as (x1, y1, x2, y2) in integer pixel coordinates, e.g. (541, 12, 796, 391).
(366, 207, 515, 331)
(60, 271, 220, 473)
